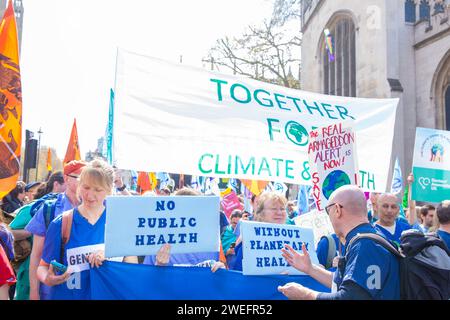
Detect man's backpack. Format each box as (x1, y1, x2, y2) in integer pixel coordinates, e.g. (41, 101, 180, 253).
(6, 193, 61, 268)
(321, 234, 336, 269)
(29, 193, 61, 229)
(346, 229, 450, 300)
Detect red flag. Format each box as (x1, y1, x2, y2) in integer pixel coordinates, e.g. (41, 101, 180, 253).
(63, 119, 81, 165)
(0, 0, 22, 199)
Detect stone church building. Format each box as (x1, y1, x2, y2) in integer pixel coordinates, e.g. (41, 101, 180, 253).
(301, 0, 450, 187)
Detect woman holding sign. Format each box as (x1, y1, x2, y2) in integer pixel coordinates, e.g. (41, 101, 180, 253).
(36, 160, 137, 300)
(227, 192, 288, 271)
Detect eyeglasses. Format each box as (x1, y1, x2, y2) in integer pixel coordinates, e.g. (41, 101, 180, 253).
(325, 202, 343, 215)
(67, 174, 80, 179)
(266, 207, 286, 212)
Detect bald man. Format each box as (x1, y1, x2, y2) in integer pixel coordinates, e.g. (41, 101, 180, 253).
(374, 193, 412, 245)
(278, 185, 400, 300)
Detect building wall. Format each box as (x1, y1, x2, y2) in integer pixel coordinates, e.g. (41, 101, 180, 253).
(414, 3, 450, 130)
(301, 0, 450, 191)
(301, 0, 390, 98)
(385, 0, 417, 179)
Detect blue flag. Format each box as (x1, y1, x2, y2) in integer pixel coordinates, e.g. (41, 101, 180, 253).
(390, 157, 403, 195)
(157, 172, 171, 190)
(191, 175, 205, 193)
(227, 178, 238, 192)
(90, 261, 330, 299)
(130, 170, 138, 191)
(106, 88, 114, 165)
(297, 184, 311, 215)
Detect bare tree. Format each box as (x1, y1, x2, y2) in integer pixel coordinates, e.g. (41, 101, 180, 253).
(272, 0, 301, 26)
(206, 2, 302, 89)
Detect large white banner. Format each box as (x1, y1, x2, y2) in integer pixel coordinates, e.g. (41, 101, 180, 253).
(114, 49, 398, 191)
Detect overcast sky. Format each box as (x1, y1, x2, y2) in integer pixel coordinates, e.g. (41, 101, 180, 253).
(19, 0, 274, 159)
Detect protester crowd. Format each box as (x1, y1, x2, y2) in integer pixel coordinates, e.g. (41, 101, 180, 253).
(0, 159, 449, 300)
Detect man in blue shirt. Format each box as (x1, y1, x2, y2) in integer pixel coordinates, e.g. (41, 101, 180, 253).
(367, 192, 380, 224)
(436, 201, 450, 249)
(278, 185, 400, 300)
(373, 193, 411, 246)
(26, 160, 86, 300)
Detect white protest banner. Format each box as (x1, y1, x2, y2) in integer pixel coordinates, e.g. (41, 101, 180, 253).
(411, 127, 450, 202)
(114, 49, 398, 192)
(293, 210, 335, 248)
(308, 123, 358, 210)
(240, 220, 318, 275)
(104, 196, 220, 257)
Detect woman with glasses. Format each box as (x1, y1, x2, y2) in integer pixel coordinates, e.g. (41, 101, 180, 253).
(227, 192, 288, 271)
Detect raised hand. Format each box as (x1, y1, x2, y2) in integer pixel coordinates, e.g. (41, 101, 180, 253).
(281, 243, 312, 274)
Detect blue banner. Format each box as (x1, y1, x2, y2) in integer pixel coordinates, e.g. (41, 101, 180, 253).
(297, 184, 311, 215)
(90, 261, 330, 300)
(390, 157, 403, 194)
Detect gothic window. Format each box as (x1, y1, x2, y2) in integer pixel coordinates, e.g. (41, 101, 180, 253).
(445, 86, 450, 130)
(419, 0, 431, 20)
(405, 0, 416, 23)
(323, 17, 356, 97)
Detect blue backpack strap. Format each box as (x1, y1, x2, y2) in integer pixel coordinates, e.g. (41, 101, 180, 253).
(43, 197, 59, 230)
(345, 233, 404, 260)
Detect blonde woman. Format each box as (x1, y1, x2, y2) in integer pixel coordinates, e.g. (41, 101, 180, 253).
(228, 192, 288, 271)
(36, 159, 137, 300)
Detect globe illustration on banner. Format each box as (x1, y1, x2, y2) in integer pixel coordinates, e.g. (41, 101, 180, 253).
(322, 170, 351, 200)
(430, 143, 444, 162)
(285, 121, 309, 146)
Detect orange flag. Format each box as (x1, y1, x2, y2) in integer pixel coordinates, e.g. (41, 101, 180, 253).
(0, 0, 22, 199)
(46, 148, 52, 172)
(137, 171, 157, 194)
(63, 118, 81, 165)
(240, 179, 269, 196)
(137, 171, 150, 194)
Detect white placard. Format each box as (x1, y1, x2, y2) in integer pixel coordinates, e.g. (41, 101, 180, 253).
(240, 220, 319, 275)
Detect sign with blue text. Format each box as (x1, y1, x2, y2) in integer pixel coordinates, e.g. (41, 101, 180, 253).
(411, 127, 450, 202)
(240, 220, 319, 275)
(104, 196, 220, 257)
(113, 49, 398, 192)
